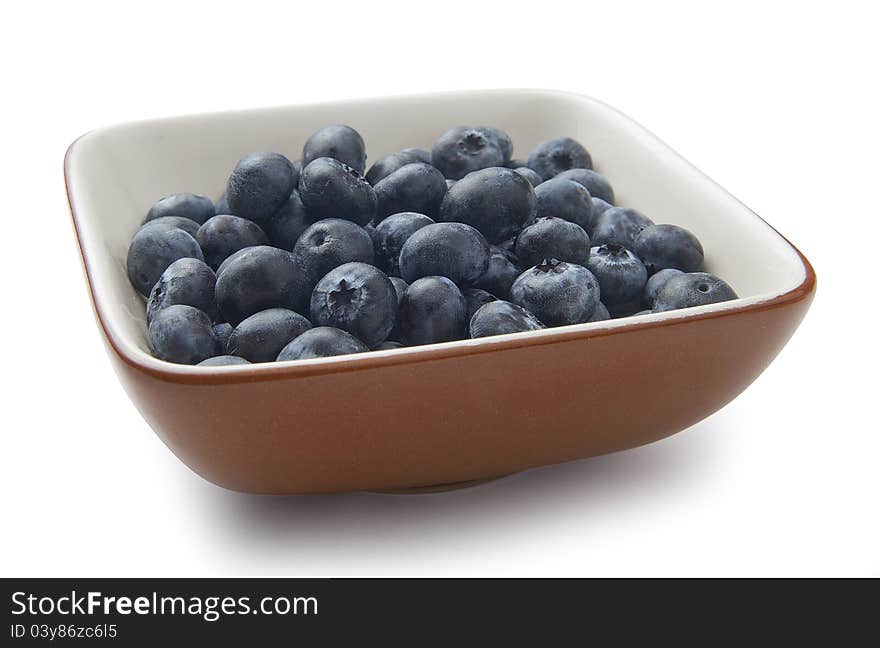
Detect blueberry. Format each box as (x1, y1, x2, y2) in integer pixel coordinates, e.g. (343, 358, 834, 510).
(397, 276, 468, 345)
(376, 341, 404, 350)
(215, 191, 229, 215)
(389, 277, 408, 304)
(510, 259, 599, 326)
(146, 257, 218, 324)
(263, 190, 311, 251)
(505, 158, 529, 169)
(478, 126, 513, 163)
(298, 157, 377, 226)
(445, 179, 456, 190)
(431, 127, 505, 180)
(292, 218, 374, 290)
(137, 215, 201, 238)
(386, 276, 409, 343)
(364, 221, 379, 242)
(399, 222, 490, 286)
(144, 193, 215, 226)
(127, 224, 204, 297)
(653, 272, 738, 312)
(196, 215, 269, 270)
(513, 166, 543, 187)
(374, 163, 447, 223)
(462, 287, 498, 321)
(589, 197, 613, 232)
(633, 224, 704, 274)
(215, 247, 250, 278)
(226, 152, 296, 225)
(527, 137, 592, 181)
(148, 305, 221, 365)
(533, 178, 593, 231)
(553, 168, 615, 205)
(198, 355, 251, 366)
(515, 217, 590, 269)
(587, 301, 611, 322)
(227, 308, 312, 363)
(469, 300, 544, 338)
(212, 322, 234, 348)
(496, 236, 517, 256)
(302, 125, 367, 174)
(310, 262, 397, 348)
(365, 148, 432, 185)
(473, 245, 522, 299)
(215, 246, 310, 325)
(438, 167, 535, 243)
(642, 268, 684, 308)
(276, 327, 368, 361)
(373, 212, 434, 276)
(590, 207, 654, 249)
(586, 244, 648, 309)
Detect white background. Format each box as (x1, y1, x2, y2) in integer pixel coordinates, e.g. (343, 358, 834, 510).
(1, 1, 877, 577)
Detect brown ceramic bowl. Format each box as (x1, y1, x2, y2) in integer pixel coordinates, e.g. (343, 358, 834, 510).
(65, 90, 815, 494)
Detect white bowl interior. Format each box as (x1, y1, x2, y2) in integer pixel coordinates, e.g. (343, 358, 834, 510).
(66, 90, 806, 368)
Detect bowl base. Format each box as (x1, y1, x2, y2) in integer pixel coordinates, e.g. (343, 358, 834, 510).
(369, 474, 512, 495)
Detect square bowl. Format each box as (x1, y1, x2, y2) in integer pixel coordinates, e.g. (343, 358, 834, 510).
(65, 89, 815, 494)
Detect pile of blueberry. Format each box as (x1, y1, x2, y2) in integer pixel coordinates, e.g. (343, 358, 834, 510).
(127, 125, 738, 366)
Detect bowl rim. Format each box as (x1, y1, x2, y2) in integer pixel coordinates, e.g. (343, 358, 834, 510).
(64, 89, 816, 385)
